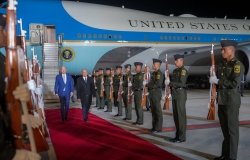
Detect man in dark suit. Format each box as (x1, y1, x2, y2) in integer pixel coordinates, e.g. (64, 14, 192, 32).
(76, 69, 95, 122)
(54, 66, 74, 122)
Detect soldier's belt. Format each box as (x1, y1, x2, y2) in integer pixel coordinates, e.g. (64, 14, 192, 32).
(134, 89, 143, 91)
(173, 87, 186, 90)
(148, 87, 161, 91)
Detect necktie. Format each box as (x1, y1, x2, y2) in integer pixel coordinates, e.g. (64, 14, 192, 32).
(84, 77, 87, 83)
(63, 74, 66, 83)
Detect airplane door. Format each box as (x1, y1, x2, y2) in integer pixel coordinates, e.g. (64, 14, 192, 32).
(44, 25, 56, 43)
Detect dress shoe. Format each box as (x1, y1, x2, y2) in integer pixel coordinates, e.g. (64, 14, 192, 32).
(170, 138, 186, 143)
(104, 110, 111, 112)
(114, 114, 122, 117)
(123, 118, 128, 120)
(151, 130, 161, 133)
(132, 122, 143, 125)
(97, 107, 103, 110)
(213, 156, 225, 160)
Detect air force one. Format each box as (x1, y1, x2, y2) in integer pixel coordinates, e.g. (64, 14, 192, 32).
(1, 0, 250, 86)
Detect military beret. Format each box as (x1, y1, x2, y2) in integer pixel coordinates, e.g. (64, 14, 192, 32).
(153, 58, 162, 64)
(134, 62, 143, 66)
(0, 14, 6, 27)
(116, 65, 122, 69)
(106, 68, 111, 71)
(98, 68, 104, 70)
(124, 64, 131, 68)
(174, 54, 184, 60)
(220, 40, 237, 48)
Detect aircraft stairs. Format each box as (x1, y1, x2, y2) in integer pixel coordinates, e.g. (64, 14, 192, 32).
(42, 43, 60, 103)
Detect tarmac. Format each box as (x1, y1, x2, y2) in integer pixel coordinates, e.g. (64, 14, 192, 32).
(45, 89, 250, 160)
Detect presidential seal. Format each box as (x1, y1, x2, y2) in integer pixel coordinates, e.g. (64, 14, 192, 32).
(60, 47, 75, 62)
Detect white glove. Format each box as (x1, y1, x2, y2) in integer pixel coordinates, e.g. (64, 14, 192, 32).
(143, 81, 147, 85)
(119, 81, 123, 85)
(27, 80, 36, 91)
(22, 114, 43, 128)
(128, 82, 132, 87)
(209, 75, 219, 84)
(70, 92, 73, 97)
(35, 87, 43, 96)
(13, 84, 30, 102)
(165, 79, 170, 86)
(110, 82, 113, 85)
(12, 149, 41, 160)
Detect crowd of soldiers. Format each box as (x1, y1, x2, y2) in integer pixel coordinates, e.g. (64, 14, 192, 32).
(92, 56, 187, 136)
(91, 39, 243, 160)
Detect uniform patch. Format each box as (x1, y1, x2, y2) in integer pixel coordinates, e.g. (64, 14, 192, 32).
(181, 70, 186, 76)
(156, 73, 160, 80)
(234, 65, 240, 73)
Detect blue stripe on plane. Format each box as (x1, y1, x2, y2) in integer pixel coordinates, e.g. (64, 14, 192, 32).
(16, 0, 250, 43)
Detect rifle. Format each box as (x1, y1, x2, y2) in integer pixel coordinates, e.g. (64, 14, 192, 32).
(141, 64, 148, 107)
(100, 74, 104, 98)
(30, 47, 49, 138)
(18, 17, 49, 151)
(127, 74, 133, 104)
(109, 68, 114, 100)
(117, 75, 123, 102)
(5, 0, 25, 150)
(163, 54, 171, 110)
(207, 44, 216, 120)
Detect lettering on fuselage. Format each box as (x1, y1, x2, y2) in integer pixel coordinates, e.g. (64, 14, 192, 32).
(128, 20, 250, 31)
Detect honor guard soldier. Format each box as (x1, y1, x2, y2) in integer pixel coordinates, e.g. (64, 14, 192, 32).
(169, 54, 188, 143)
(147, 59, 164, 133)
(210, 40, 242, 160)
(97, 68, 105, 109)
(132, 62, 144, 125)
(104, 68, 112, 112)
(122, 64, 133, 120)
(113, 66, 123, 116)
(93, 70, 99, 107)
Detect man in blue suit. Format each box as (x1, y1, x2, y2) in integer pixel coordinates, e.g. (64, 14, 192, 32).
(76, 69, 95, 122)
(54, 66, 74, 122)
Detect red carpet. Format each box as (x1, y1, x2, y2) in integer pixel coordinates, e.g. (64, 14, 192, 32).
(45, 108, 181, 160)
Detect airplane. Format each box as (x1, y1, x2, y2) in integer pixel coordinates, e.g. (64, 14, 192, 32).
(1, 0, 250, 88)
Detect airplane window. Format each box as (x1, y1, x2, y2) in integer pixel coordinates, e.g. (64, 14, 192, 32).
(93, 34, 97, 38)
(185, 36, 188, 40)
(82, 34, 86, 38)
(87, 34, 92, 38)
(108, 35, 112, 39)
(160, 36, 164, 40)
(173, 36, 176, 40)
(103, 34, 107, 39)
(182, 36, 185, 40)
(98, 34, 102, 38)
(113, 35, 117, 39)
(168, 36, 171, 40)
(164, 36, 168, 40)
(177, 36, 180, 40)
(197, 37, 200, 40)
(76, 33, 81, 38)
(118, 35, 122, 39)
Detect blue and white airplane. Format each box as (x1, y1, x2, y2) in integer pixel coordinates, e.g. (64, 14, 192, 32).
(1, 0, 250, 84)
